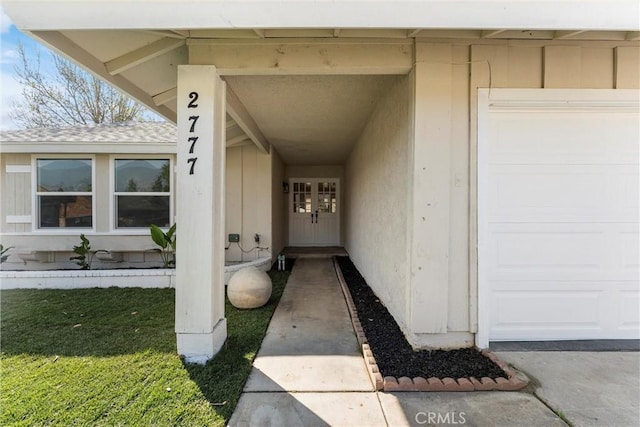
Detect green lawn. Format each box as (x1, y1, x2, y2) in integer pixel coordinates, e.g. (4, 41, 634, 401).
(0, 270, 289, 426)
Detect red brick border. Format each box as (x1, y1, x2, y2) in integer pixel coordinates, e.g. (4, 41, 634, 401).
(333, 257, 529, 392)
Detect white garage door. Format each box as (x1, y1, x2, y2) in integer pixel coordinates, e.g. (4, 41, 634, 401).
(479, 89, 640, 342)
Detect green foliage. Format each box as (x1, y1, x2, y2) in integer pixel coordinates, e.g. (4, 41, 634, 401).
(150, 223, 176, 268)
(125, 178, 139, 192)
(151, 163, 170, 192)
(0, 271, 290, 426)
(69, 234, 106, 270)
(0, 244, 13, 263)
(69, 234, 92, 269)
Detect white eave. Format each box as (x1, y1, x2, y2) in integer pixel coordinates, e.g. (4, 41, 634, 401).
(3, 0, 639, 32)
(0, 142, 176, 154)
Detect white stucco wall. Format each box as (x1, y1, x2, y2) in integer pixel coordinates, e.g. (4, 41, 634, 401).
(344, 74, 411, 335)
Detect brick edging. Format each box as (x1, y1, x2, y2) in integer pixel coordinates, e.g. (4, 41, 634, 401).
(332, 256, 529, 392)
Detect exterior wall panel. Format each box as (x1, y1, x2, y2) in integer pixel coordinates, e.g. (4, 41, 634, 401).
(1, 154, 31, 234)
(271, 148, 286, 260)
(345, 74, 411, 336)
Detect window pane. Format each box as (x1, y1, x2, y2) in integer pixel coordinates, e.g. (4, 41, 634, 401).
(39, 195, 92, 228)
(37, 159, 92, 192)
(115, 159, 170, 192)
(116, 196, 170, 228)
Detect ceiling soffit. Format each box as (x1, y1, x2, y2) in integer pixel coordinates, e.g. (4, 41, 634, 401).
(25, 28, 640, 164)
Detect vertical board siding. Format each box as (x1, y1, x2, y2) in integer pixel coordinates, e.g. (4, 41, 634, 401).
(225, 147, 243, 261)
(270, 148, 286, 261)
(545, 46, 616, 88)
(2, 154, 32, 233)
(616, 47, 640, 88)
(506, 46, 543, 88)
(581, 48, 615, 88)
(469, 40, 634, 334)
(240, 145, 271, 262)
(544, 46, 583, 88)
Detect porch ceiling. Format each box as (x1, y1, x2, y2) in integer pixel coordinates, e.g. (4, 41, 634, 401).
(225, 75, 395, 164)
(4, 1, 638, 164)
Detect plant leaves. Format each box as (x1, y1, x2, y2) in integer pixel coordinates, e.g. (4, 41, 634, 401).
(150, 224, 168, 249)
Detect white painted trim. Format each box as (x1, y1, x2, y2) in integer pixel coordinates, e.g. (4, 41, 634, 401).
(225, 86, 270, 153)
(1, 142, 176, 154)
(6, 215, 32, 224)
(108, 155, 175, 233)
(4, 1, 638, 31)
(5, 165, 31, 173)
(31, 154, 97, 233)
(0, 269, 176, 290)
(475, 88, 640, 348)
(476, 88, 491, 349)
(105, 37, 185, 76)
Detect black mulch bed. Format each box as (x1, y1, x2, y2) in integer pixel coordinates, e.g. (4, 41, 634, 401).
(335, 256, 505, 379)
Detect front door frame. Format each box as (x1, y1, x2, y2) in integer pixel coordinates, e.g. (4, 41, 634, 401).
(288, 177, 341, 247)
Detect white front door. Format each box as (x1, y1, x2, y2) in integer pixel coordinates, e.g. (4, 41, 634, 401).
(289, 178, 340, 246)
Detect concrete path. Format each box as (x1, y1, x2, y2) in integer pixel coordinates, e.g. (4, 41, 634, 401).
(497, 351, 640, 427)
(229, 257, 385, 426)
(229, 257, 638, 426)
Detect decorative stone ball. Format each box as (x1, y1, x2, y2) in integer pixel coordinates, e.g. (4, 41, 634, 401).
(227, 266, 272, 309)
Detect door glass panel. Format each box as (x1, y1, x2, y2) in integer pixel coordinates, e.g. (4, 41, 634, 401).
(317, 181, 337, 213)
(292, 181, 312, 213)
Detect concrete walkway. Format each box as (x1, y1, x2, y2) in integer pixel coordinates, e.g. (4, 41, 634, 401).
(229, 257, 639, 426)
(229, 257, 387, 426)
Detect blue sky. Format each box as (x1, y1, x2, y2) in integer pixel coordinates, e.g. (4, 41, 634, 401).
(1, 6, 57, 130)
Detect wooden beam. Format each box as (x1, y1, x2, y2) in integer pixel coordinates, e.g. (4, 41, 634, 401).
(152, 87, 177, 106)
(481, 29, 506, 38)
(225, 85, 270, 153)
(106, 37, 185, 75)
(142, 30, 187, 39)
(554, 30, 587, 39)
(188, 38, 413, 75)
(626, 31, 640, 41)
(226, 135, 251, 147)
(253, 29, 266, 38)
(189, 29, 262, 39)
(30, 31, 176, 123)
(333, 29, 341, 37)
(408, 29, 423, 37)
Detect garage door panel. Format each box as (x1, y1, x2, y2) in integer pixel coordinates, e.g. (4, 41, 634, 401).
(491, 169, 605, 211)
(489, 165, 638, 222)
(490, 290, 604, 340)
(618, 290, 640, 330)
(481, 89, 640, 342)
(489, 111, 640, 164)
(490, 284, 636, 341)
(488, 225, 638, 281)
(492, 230, 604, 271)
(621, 232, 640, 271)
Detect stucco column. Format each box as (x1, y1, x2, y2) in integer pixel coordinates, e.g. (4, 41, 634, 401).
(409, 43, 452, 336)
(175, 66, 227, 364)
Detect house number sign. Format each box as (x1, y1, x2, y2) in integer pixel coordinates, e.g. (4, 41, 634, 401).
(186, 91, 199, 175)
